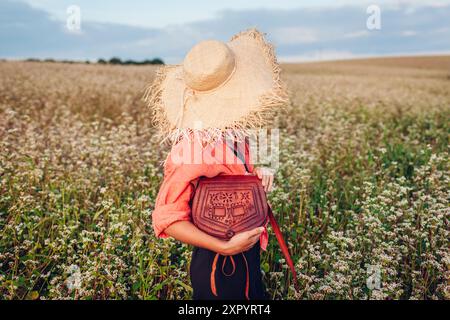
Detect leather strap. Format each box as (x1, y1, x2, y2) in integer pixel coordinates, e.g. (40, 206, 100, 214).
(221, 255, 236, 276)
(267, 204, 299, 291)
(225, 138, 250, 172)
(210, 253, 250, 300)
(219, 140, 299, 294)
(241, 252, 250, 300)
(210, 253, 219, 296)
(227, 140, 298, 288)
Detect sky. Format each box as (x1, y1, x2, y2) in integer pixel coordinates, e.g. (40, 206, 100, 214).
(1, 0, 450, 63)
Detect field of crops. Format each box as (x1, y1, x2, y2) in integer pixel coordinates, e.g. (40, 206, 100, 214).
(0, 56, 449, 299)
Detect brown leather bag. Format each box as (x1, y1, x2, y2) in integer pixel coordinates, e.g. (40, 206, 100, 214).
(191, 175, 267, 240)
(191, 174, 299, 298)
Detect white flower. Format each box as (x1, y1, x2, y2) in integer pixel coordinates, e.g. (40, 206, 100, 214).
(66, 265, 82, 292)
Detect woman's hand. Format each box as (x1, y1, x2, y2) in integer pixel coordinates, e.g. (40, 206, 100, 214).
(254, 167, 275, 192)
(219, 227, 264, 256)
(164, 221, 263, 256)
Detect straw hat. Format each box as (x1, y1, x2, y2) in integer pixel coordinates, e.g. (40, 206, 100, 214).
(144, 28, 289, 144)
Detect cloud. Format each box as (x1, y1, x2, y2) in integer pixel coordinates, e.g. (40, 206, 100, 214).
(343, 30, 370, 39)
(1, 0, 450, 62)
(0, 0, 162, 60)
(271, 27, 318, 45)
(280, 50, 357, 62)
(401, 30, 418, 37)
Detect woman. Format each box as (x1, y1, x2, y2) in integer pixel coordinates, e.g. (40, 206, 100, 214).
(145, 29, 289, 300)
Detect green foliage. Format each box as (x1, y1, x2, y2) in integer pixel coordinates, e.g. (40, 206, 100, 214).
(108, 57, 165, 65)
(22, 57, 165, 65)
(0, 59, 448, 299)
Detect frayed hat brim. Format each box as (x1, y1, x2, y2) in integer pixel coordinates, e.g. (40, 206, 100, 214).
(143, 28, 289, 145)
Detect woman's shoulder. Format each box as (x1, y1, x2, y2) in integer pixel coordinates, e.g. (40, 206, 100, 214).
(163, 137, 207, 172)
(165, 137, 196, 166)
(163, 136, 230, 176)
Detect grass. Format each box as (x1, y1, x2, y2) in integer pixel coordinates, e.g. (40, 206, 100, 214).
(0, 57, 449, 299)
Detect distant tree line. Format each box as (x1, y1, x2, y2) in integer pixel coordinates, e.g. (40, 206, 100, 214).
(24, 57, 164, 65)
(98, 57, 164, 65)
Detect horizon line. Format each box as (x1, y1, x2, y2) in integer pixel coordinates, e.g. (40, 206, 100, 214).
(2, 52, 450, 65)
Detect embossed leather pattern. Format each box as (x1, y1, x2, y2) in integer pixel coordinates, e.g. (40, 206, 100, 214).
(192, 175, 268, 240)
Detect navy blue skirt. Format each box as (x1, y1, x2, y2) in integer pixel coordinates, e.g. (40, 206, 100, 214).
(190, 242, 267, 300)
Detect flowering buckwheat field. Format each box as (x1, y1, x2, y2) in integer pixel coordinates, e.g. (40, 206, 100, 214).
(0, 57, 449, 300)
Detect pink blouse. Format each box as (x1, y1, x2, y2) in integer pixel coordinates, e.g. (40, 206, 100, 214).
(152, 137, 268, 250)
